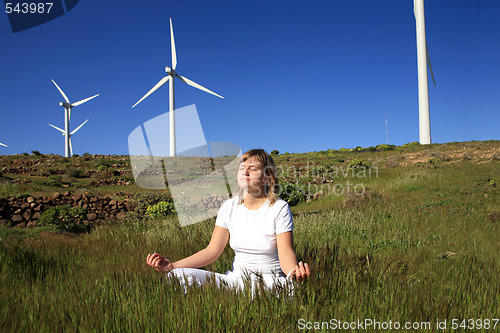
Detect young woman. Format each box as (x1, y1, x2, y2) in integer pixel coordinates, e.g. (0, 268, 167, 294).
(146, 149, 311, 292)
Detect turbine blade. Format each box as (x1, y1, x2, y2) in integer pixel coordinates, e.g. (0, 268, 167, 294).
(426, 43, 436, 86)
(49, 123, 65, 133)
(170, 18, 177, 70)
(0, 143, 7, 147)
(72, 94, 99, 107)
(178, 75, 224, 99)
(70, 119, 89, 135)
(132, 76, 170, 108)
(51, 79, 70, 103)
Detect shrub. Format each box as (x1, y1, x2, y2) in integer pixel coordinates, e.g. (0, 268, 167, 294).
(31, 150, 42, 156)
(402, 141, 421, 149)
(270, 150, 279, 155)
(34, 178, 62, 187)
(278, 181, 306, 207)
(375, 144, 396, 151)
(72, 154, 79, 157)
(131, 192, 175, 214)
(83, 152, 91, 157)
(39, 205, 90, 233)
(66, 167, 83, 178)
(347, 159, 372, 169)
(145, 201, 176, 218)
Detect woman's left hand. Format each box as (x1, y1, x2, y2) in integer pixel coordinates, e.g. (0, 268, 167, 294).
(291, 261, 311, 282)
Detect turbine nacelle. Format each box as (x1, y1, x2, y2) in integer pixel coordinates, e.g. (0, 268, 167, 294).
(59, 102, 72, 108)
(165, 66, 176, 76)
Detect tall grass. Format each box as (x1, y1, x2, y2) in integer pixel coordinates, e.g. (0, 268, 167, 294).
(1, 157, 499, 331)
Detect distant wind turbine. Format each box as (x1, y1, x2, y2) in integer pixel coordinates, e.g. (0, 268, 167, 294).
(132, 18, 224, 157)
(0, 142, 7, 147)
(49, 80, 99, 157)
(414, 0, 436, 145)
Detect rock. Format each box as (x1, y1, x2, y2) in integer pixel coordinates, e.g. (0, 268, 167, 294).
(13, 222, 26, 228)
(87, 213, 97, 221)
(116, 212, 127, 219)
(23, 211, 32, 221)
(32, 212, 41, 220)
(26, 221, 37, 228)
(0, 219, 9, 226)
(27, 197, 35, 203)
(53, 192, 61, 199)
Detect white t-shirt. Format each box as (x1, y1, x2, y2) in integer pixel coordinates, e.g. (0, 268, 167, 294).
(215, 196, 294, 275)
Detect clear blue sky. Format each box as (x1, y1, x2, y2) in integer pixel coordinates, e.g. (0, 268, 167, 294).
(1, 0, 499, 155)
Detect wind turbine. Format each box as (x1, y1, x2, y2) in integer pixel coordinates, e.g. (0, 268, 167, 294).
(0, 142, 7, 147)
(414, 0, 436, 145)
(132, 18, 224, 157)
(49, 80, 99, 157)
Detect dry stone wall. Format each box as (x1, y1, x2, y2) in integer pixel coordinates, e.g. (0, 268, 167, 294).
(0, 192, 136, 228)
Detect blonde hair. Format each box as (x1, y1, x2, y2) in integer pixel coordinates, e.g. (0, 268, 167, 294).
(237, 149, 279, 206)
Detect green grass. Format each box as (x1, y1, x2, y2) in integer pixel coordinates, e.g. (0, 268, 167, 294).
(1, 142, 499, 331)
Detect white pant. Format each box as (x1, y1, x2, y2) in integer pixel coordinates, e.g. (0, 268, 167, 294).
(168, 267, 294, 296)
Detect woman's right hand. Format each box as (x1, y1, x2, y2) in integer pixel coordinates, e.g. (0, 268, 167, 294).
(146, 252, 174, 272)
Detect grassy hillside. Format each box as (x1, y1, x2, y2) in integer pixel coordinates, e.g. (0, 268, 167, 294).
(0, 140, 499, 331)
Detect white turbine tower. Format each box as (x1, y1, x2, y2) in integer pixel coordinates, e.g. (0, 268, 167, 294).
(49, 80, 99, 157)
(132, 18, 224, 157)
(414, 0, 436, 145)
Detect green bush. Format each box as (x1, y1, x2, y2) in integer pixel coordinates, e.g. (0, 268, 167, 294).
(39, 205, 90, 233)
(131, 192, 175, 214)
(403, 141, 421, 148)
(375, 144, 396, 151)
(33, 178, 62, 187)
(145, 201, 176, 218)
(66, 167, 83, 178)
(278, 181, 306, 207)
(347, 159, 372, 169)
(31, 150, 42, 156)
(334, 156, 345, 163)
(270, 150, 279, 155)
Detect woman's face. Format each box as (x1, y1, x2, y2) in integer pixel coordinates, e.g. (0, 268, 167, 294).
(237, 157, 266, 194)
